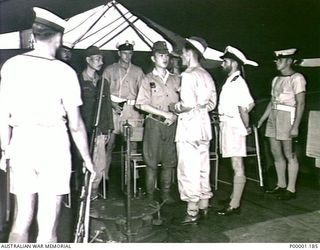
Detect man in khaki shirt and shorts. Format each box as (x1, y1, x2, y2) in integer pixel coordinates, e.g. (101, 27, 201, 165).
(258, 48, 306, 200)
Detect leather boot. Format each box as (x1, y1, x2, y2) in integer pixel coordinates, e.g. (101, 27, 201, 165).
(146, 167, 157, 203)
(160, 168, 175, 204)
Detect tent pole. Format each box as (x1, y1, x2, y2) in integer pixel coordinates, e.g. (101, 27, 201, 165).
(111, 1, 153, 50)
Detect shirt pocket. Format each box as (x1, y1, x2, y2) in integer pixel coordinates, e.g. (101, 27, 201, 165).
(151, 87, 164, 109)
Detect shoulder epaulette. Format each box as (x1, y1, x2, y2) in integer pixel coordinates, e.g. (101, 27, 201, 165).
(231, 75, 240, 82)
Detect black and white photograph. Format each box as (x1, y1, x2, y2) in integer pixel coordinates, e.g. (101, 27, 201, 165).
(0, 0, 319, 246)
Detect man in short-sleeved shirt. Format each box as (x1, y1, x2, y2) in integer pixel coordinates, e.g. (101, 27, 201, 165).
(136, 41, 180, 204)
(102, 41, 144, 180)
(258, 48, 306, 200)
(0, 8, 94, 243)
(217, 46, 257, 216)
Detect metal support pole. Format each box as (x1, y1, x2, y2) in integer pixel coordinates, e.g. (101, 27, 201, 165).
(253, 126, 264, 187)
(123, 120, 132, 242)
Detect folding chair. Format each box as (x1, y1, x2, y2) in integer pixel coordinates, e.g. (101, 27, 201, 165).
(215, 125, 264, 189)
(121, 120, 146, 197)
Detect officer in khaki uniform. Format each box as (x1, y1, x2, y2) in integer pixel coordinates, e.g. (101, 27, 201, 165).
(258, 48, 306, 200)
(169, 37, 217, 224)
(102, 41, 144, 180)
(136, 41, 180, 204)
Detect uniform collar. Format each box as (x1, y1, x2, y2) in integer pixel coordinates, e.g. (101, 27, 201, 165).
(226, 70, 241, 83)
(82, 70, 100, 82)
(152, 68, 170, 84)
(118, 61, 131, 70)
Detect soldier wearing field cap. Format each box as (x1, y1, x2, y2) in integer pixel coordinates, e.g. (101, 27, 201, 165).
(79, 46, 114, 200)
(258, 48, 306, 200)
(0, 7, 94, 242)
(136, 41, 180, 204)
(102, 40, 144, 179)
(217, 46, 257, 216)
(169, 37, 217, 224)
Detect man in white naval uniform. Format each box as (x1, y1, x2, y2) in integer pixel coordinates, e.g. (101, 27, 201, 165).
(169, 37, 217, 224)
(217, 46, 257, 216)
(0, 8, 95, 242)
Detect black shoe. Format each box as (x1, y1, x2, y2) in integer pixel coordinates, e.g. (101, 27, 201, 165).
(217, 205, 241, 216)
(265, 186, 286, 195)
(179, 214, 200, 225)
(277, 190, 296, 200)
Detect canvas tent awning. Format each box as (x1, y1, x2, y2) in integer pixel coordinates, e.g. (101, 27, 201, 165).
(0, 0, 224, 64)
(63, 1, 173, 52)
(0, 31, 20, 49)
(63, 0, 223, 64)
(298, 58, 320, 67)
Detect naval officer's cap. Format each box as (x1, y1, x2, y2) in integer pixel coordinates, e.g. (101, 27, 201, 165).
(274, 48, 297, 59)
(221, 46, 258, 66)
(116, 40, 135, 51)
(33, 7, 66, 33)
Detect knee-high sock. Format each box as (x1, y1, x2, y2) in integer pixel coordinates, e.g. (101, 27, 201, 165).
(230, 176, 246, 208)
(274, 159, 287, 188)
(287, 156, 299, 193)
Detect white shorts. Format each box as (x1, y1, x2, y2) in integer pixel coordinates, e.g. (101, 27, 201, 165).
(220, 122, 247, 158)
(9, 126, 71, 195)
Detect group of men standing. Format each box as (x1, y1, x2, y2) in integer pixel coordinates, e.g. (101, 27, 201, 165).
(0, 6, 306, 243)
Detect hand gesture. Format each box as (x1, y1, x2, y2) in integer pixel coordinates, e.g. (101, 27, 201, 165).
(290, 126, 299, 138)
(257, 119, 264, 129)
(112, 102, 123, 115)
(163, 112, 177, 126)
(168, 103, 177, 113)
(84, 159, 96, 178)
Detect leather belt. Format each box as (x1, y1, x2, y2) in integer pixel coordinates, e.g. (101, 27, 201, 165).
(148, 114, 166, 123)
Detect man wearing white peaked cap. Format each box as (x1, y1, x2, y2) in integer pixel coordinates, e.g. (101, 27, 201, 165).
(103, 40, 145, 183)
(217, 45, 257, 216)
(0, 7, 95, 242)
(258, 48, 306, 201)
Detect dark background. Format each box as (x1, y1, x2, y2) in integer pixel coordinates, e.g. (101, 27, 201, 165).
(0, 0, 320, 234)
(0, 0, 319, 149)
(1, 0, 320, 97)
